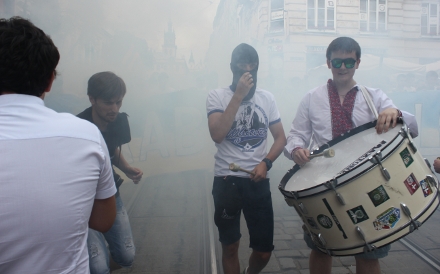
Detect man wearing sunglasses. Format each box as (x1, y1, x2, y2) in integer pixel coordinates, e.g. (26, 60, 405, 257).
(284, 37, 418, 274)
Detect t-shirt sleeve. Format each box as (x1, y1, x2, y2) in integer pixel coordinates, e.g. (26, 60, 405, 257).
(206, 89, 224, 117)
(96, 133, 117, 199)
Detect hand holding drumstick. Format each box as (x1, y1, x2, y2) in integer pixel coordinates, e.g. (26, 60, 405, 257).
(229, 163, 256, 176)
(292, 148, 335, 166)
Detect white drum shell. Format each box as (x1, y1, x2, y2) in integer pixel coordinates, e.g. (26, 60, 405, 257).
(281, 124, 439, 256)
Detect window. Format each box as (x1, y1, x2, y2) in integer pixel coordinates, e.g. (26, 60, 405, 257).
(307, 0, 335, 30)
(270, 0, 284, 33)
(360, 0, 387, 32)
(421, 2, 439, 35)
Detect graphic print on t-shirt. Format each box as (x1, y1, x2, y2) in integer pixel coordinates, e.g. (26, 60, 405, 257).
(225, 101, 268, 152)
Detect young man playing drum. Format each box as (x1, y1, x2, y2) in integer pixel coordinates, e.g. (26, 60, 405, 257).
(284, 37, 418, 274)
(206, 43, 286, 274)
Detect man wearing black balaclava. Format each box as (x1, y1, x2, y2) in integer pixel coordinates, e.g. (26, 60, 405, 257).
(206, 43, 287, 274)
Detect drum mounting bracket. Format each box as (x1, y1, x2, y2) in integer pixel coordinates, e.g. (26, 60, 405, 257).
(369, 152, 391, 181)
(317, 233, 332, 256)
(400, 129, 417, 153)
(355, 226, 376, 253)
(325, 179, 346, 205)
(400, 203, 421, 232)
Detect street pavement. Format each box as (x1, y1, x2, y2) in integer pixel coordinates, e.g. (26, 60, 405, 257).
(113, 169, 440, 273)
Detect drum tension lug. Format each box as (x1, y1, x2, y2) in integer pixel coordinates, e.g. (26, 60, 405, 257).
(425, 175, 440, 199)
(317, 234, 332, 256)
(400, 129, 417, 153)
(424, 158, 432, 169)
(400, 203, 421, 232)
(299, 203, 308, 215)
(356, 226, 376, 253)
(325, 179, 345, 205)
(370, 152, 391, 181)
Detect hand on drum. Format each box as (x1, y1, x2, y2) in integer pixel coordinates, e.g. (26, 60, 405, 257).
(250, 161, 267, 182)
(376, 108, 399, 134)
(434, 158, 440, 174)
(292, 148, 310, 166)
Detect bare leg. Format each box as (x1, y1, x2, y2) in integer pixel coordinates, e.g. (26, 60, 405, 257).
(247, 250, 271, 274)
(355, 257, 380, 274)
(309, 249, 332, 274)
(222, 241, 240, 274)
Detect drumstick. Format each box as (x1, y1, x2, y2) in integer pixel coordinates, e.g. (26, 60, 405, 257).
(229, 163, 256, 176)
(309, 148, 335, 159)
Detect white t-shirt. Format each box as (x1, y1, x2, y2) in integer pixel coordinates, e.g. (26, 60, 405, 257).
(284, 84, 419, 160)
(207, 87, 281, 177)
(0, 94, 116, 274)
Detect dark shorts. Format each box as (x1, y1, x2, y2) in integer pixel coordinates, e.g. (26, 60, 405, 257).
(303, 231, 391, 259)
(212, 176, 274, 252)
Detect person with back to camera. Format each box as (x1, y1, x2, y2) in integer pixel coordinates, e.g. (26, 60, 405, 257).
(0, 17, 117, 273)
(284, 37, 418, 274)
(77, 71, 143, 273)
(206, 43, 287, 274)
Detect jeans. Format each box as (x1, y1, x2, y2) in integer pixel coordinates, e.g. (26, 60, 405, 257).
(87, 194, 135, 274)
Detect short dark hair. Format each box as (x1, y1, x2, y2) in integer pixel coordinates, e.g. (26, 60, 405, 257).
(87, 72, 126, 100)
(326, 37, 361, 60)
(0, 17, 60, 96)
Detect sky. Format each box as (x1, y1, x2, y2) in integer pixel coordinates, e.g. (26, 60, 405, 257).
(103, 0, 219, 62)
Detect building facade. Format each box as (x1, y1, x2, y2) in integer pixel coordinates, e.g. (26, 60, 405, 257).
(208, 0, 440, 89)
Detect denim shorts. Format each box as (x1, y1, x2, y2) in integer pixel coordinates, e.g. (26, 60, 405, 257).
(303, 230, 390, 259)
(212, 176, 274, 252)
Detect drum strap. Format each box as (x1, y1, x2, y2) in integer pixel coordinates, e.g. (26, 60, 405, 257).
(359, 86, 379, 119)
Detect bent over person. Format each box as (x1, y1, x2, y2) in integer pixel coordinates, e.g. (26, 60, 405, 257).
(284, 37, 418, 274)
(206, 43, 286, 274)
(0, 17, 116, 273)
(78, 72, 143, 273)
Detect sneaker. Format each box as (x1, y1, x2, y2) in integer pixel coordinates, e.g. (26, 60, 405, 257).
(242, 266, 248, 274)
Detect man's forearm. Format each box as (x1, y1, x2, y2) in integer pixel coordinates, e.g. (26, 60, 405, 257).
(209, 94, 244, 143)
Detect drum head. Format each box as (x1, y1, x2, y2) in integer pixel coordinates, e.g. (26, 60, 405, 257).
(284, 121, 403, 192)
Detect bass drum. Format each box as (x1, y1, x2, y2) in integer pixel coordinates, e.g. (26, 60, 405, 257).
(279, 120, 439, 256)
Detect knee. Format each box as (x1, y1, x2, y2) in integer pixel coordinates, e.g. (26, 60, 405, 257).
(88, 244, 109, 274)
(222, 241, 239, 258)
(254, 251, 272, 262)
(113, 241, 135, 267)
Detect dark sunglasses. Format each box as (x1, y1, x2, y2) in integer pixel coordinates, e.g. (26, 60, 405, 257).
(330, 58, 357, 69)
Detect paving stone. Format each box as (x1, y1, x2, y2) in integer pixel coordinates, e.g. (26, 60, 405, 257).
(279, 257, 297, 269)
(274, 216, 282, 221)
(299, 269, 310, 274)
(294, 233, 304, 240)
(274, 234, 292, 240)
(297, 258, 310, 269)
(274, 249, 302, 258)
(274, 228, 283, 235)
(330, 266, 351, 274)
(299, 249, 311, 258)
(274, 241, 290, 250)
(282, 221, 297, 228)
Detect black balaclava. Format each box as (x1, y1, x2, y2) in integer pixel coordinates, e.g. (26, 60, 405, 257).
(230, 43, 259, 101)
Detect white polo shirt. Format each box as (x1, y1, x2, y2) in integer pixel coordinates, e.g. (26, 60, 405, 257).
(0, 94, 116, 273)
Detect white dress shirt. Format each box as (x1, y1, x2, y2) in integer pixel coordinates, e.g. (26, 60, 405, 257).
(0, 94, 116, 273)
(284, 84, 418, 160)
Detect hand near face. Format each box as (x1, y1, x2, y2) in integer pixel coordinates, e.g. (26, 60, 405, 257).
(235, 72, 254, 99)
(376, 108, 399, 134)
(292, 148, 310, 166)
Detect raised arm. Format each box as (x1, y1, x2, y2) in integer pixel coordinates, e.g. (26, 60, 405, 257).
(113, 147, 143, 184)
(208, 72, 254, 143)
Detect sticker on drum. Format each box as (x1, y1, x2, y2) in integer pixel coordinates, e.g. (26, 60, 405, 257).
(317, 214, 333, 229)
(373, 207, 401, 230)
(347, 205, 369, 224)
(420, 179, 433, 197)
(399, 147, 414, 167)
(403, 173, 419, 195)
(367, 185, 390, 207)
